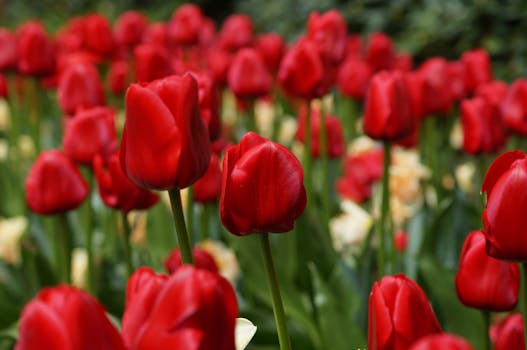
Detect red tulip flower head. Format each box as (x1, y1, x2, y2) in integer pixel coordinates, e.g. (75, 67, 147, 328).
(227, 48, 272, 101)
(25, 150, 89, 215)
(93, 153, 159, 213)
(164, 247, 219, 274)
(419, 57, 454, 116)
(337, 57, 374, 101)
(455, 230, 519, 311)
(448, 60, 466, 101)
(120, 73, 211, 190)
(17, 21, 55, 76)
(142, 22, 168, 47)
(107, 60, 130, 95)
(501, 78, 527, 135)
(122, 266, 237, 350)
(307, 9, 348, 66)
(490, 313, 525, 350)
(82, 14, 114, 57)
(194, 154, 222, 204)
(190, 71, 221, 140)
(62, 106, 118, 166)
(408, 334, 474, 350)
(368, 274, 442, 350)
(221, 132, 306, 236)
(461, 48, 492, 94)
(482, 150, 527, 261)
(133, 43, 173, 83)
(0, 28, 18, 71)
(57, 62, 106, 115)
(255, 33, 286, 72)
(167, 3, 205, 46)
(363, 70, 414, 141)
(15, 285, 125, 350)
(364, 32, 395, 71)
(114, 10, 148, 48)
(218, 14, 254, 52)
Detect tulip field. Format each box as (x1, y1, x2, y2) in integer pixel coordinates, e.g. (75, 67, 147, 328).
(1, 2, 527, 350)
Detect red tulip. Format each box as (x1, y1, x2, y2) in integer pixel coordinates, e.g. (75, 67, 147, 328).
(190, 71, 221, 140)
(57, 62, 106, 115)
(368, 274, 442, 350)
(108, 60, 130, 94)
(408, 334, 473, 350)
(404, 72, 426, 120)
(25, 150, 89, 215)
(344, 34, 362, 59)
(62, 106, 117, 165)
(93, 153, 158, 213)
(336, 147, 384, 203)
(142, 22, 167, 47)
(133, 43, 173, 83)
(448, 60, 466, 101)
(455, 230, 519, 311)
(221, 132, 306, 235)
(296, 104, 345, 158)
(419, 57, 454, 116)
(0, 28, 17, 71)
(307, 9, 348, 66)
(207, 48, 232, 87)
(82, 14, 114, 57)
(164, 247, 218, 274)
(393, 52, 413, 72)
(120, 73, 210, 190)
(460, 97, 507, 155)
(228, 48, 271, 100)
(218, 14, 253, 52)
(337, 57, 374, 100)
(114, 10, 148, 48)
(167, 3, 205, 46)
(482, 150, 527, 260)
(490, 313, 525, 350)
(363, 70, 414, 141)
(394, 230, 408, 253)
(194, 154, 222, 203)
(476, 80, 508, 108)
(15, 285, 125, 350)
(462, 48, 492, 94)
(0, 74, 7, 98)
(501, 78, 527, 135)
(255, 33, 286, 72)
(364, 32, 395, 71)
(122, 266, 237, 350)
(17, 21, 55, 76)
(278, 38, 327, 100)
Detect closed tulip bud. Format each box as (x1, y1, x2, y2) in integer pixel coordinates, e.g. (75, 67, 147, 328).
(404, 72, 426, 120)
(462, 48, 492, 94)
(337, 57, 374, 100)
(82, 14, 114, 57)
(490, 313, 525, 350)
(307, 9, 347, 66)
(221, 132, 306, 236)
(218, 14, 253, 52)
(167, 3, 204, 46)
(0, 28, 17, 71)
(460, 97, 507, 155)
(164, 247, 219, 274)
(108, 60, 130, 94)
(255, 33, 285, 72)
(93, 153, 158, 213)
(142, 22, 167, 47)
(58, 62, 106, 115)
(482, 150, 527, 260)
(228, 48, 271, 101)
(207, 48, 232, 87)
(122, 266, 237, 350)
(455, 230, 519, 311)
(344, 34, 362, 59)
(363, 70, 414, 141)
(191, 71, 221, 140)
(419, 57, 454, 116)
(448, 60, 466, 101)
(408, 334, 474, 350)
(278, 38, 327, 100)
(296, 104, 345, 158)
(63, 106, 117, 165)
(393, 52, 413, 72)
(476, 80, 508, 108)
(25, 150, 89, 215)
(501, 78, 527, 135)
(120, 73, 210, 190)
(17, 21, 55, 76)
(134, 43, 173, 83)
(194, 154, 222, 203)
(114, 10, 148, 48)
(15, 285, 125, 350)
(368, 274, 442, 350)
(364, 32, 395, 71)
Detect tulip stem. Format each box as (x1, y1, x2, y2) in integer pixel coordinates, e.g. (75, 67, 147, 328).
(377, 141, 391, 277)
(56, 213, 72, 284)
(319, 101, 331, 228)
(120, 212, 134, 278)
(303, 100, 313, 208)
(259, 233, 292, 350)
(481, 311, 491, 350)
(522, 263, 527, 350)
(84, 171, 95, 294)
(168, 188, 194, 264)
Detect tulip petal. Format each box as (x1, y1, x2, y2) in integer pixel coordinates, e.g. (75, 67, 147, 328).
(482, 150, 525, 196)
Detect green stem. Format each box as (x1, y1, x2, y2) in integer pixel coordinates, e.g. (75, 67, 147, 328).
(56, 214, 72, 284)
(259, 233, 292, 350)
(303, 100, 313, 207)
(200, 204, 211, 241)
(522, 263, 527, 350)
(481, 311, 491, 350)
(168, 188, 194, 264)
(247, 100, 257, 133)
(378, 141, 391, 277)
(120, 212, 134, 278)
(84, 171, 95, 294)
(186, 186, 194, 244)
(319, 103, 331, 227)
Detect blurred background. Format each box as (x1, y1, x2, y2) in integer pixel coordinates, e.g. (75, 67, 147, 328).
(1, 0, 527, 80)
